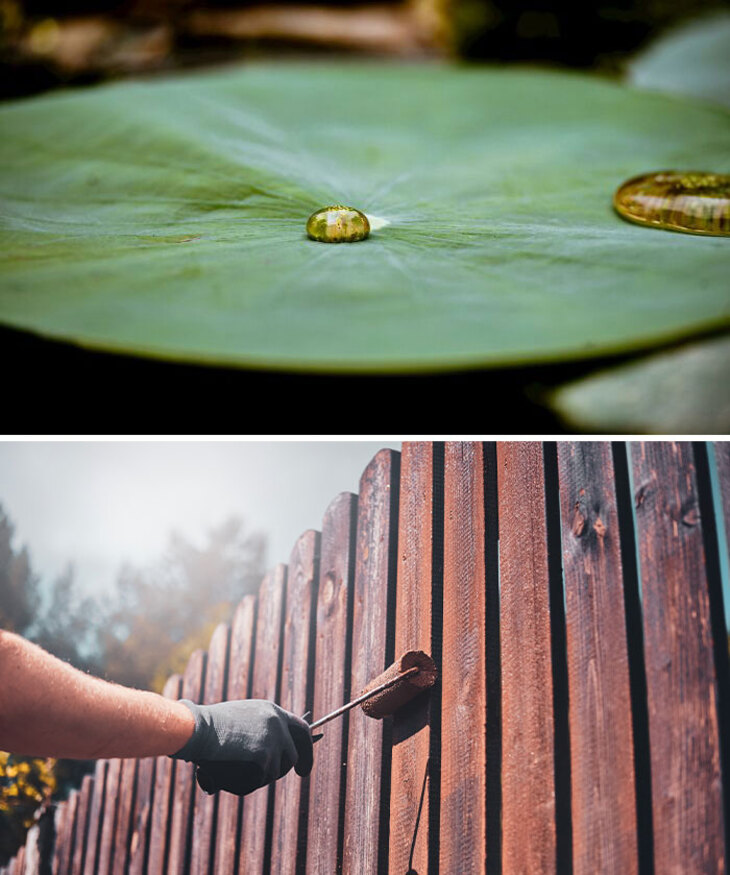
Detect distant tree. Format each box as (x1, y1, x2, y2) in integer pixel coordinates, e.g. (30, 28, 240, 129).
(30, 565, 102, 674)
(0, 507, 40, 635)
(100, 516, 266, 691)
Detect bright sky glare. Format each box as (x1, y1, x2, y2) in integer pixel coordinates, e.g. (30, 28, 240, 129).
(0, 440, 400, 598)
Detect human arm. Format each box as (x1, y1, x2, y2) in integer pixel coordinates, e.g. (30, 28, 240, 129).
(0, 630, 314, 796)
(0, 629, 195, 759)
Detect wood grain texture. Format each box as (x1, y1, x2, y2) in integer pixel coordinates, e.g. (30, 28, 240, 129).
(270, 531, 320, 875)
(389, 442, 436, 875)
(440, 442, 488, 874)
(214, 596, 256, 875)
(239, 570, 286, 875)
(61, 790, 79, 875)
(54, 792, 77, 875)
(342, 449, 400, 875)
(557, 442, 638, 875)
(71, 774, 94, 875)
(96, 758, 122, 875)
(111, 758, 138, 875)
(82, 760, 108, 875)
(631, 441, 725, 875)
(146, 674, 182, 875)
(127, 756, 155, 875)
(306, 492, 357, 875)
(190, 623, 231, 875)
(167, 650, 207, 875)
(498, 441, 557, 875)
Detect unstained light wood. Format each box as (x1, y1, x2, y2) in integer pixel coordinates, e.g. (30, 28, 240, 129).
(306, 492, 357, 874)
(498, 441, 557, 875)
(440, 441, 488, 873)
(631, 441, 725, 874)
(343, 449, 400, 875)
(557, 442, 638, 875)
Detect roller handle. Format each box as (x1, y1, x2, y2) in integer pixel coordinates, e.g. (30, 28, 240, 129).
(309, 666, 420, 731)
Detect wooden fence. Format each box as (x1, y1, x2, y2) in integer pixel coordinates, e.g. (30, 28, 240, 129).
(3, 441, 729, 875)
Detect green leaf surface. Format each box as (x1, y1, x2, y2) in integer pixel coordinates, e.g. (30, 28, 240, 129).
(627, 12, 730, 110)
(1, 64, 729, 372)
(549, 333, 730, 434)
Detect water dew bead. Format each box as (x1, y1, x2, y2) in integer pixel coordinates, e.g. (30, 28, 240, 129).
(613, 171, 730, 236)
(306, 205, 370, 243)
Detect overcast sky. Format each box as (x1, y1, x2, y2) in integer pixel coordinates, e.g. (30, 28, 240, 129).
(0, 440, 400, 598)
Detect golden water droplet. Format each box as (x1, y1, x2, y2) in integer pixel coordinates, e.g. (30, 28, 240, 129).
(306, 205, 370, 243)
(613, 171, 730, 236)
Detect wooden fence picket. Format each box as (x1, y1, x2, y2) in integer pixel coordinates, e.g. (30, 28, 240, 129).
(191, 623, 230, 875)
(388, 441, 442, 875)
(238, 569, 285, 875)
(167, 650, 207, 875)
(631, 442, 726, 874)
(146, 674, 182, 875)
(306, 492, 358, 875)
(497, 441, 557, 874)
(557, 442, 639, 875)
(342, 449, 400, 875)
(270, 532, 320, 875)
(215, 596, 256, 874)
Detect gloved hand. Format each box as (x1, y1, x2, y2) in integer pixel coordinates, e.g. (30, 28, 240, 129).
(171, 699, 314, 797)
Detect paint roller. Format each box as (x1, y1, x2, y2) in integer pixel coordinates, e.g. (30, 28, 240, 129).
(308, 650, 438, 732)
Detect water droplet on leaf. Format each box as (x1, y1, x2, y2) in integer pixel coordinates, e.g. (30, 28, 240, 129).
(306, 205, 370, 243)
(613, 171, 730, 236)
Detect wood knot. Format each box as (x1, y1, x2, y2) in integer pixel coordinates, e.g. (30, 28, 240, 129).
(571, 504, 586, 537)
(681, 506, 700, 527)
(593, 517, 606, 538)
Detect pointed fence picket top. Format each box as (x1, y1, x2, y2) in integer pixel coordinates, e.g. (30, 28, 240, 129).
(7, 441, 725, 875)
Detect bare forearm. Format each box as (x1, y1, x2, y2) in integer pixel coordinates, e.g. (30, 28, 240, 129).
(0, 631, 194, 759)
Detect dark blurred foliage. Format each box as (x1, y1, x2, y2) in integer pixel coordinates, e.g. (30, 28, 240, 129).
(1, 0, 728, 100)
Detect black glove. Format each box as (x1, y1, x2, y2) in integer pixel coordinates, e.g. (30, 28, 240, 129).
(171, 699, 314, 797)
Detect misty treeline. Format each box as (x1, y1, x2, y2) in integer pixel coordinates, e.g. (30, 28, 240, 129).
(0, 503, 267, 691)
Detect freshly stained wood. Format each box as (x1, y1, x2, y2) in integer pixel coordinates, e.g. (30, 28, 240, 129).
(215, 596, 256, 874)
(239, 570, 286, 875)
(631, 442, 725, 874)
(127, 756, 155, 875)
(270, 531, 320, 875)
(96, 758, 122, 875)
(498, 441, 556, 874)
(82, 760, 108, 875)
(167, 650, 207, 875)
(111, 757, 139, 875)
(306, 492, 358, 874)
(557, 442, 638, 875)
(146, 674, 182, 875)
(389, 442, 438, 875)
(440, 442, 488, 873)
(71, 774, 94, 875)
(191, 623, 231, 875)
(343, 449, 400, 875)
